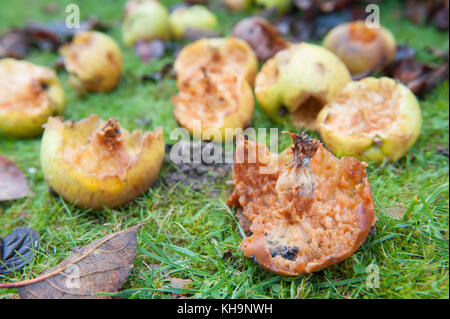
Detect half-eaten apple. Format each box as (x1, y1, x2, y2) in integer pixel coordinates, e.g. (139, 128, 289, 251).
(174, 37, 258, 87)
(172, 70, 254, 142)
(255, 43, 351, 131)
(227, 132, 375, 276)
(0, 58, 65, 138)
(317, 77, 422, 163)
(40, 115, 164, 209)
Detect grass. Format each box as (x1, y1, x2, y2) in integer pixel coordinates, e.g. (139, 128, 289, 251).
(0, 0, 448, 299)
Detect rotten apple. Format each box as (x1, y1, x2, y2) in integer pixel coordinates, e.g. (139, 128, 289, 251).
(174, 37, 258, 87)
(255, 43, 351, 130)
(40, 115, 164, 209)
(172, 70, 254, 142)
(227, 132, 375, 276)
(0, 58, 65, 138)
(59, 31, 123, 93)
(323, 21, 397, 75)
(317, 77, 422, 163)
(169, 5, 218, 40)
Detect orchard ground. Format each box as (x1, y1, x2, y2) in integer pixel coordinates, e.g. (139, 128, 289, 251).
(0, 0, 448, 298)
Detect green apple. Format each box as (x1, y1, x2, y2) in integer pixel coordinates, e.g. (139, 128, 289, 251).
(255, 0, 292, 14)
(169, 5, 218, 39)
(224, 0, 253, 11)
(255, 42, 351, 131)
(122, 0, 170, 47)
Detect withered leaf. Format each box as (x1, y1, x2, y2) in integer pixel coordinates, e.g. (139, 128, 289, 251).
(0, 154, 33, 201)
(232, 17, 288, 61)
(0, 227, 40, 274)
(0, 224, 145, 299)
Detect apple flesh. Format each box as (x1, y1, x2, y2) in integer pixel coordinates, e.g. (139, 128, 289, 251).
(0, 58, 65, 138)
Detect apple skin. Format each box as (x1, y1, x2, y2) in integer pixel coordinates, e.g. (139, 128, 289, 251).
(224, 0, 253, 11)
(254, 42, 351, 130)
(40, 115, 165, 209)
(169, 5, 218, 39)
(255, 0, 292, 14)
(59, 31, 123, 93)
(0, 58, 65, 138)
(323, 21, 397, 74)
(317, 77, 422, 163)
(122, 0, 170, 47)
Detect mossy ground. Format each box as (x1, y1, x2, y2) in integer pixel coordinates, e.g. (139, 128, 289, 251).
(0, 0, 448, 298)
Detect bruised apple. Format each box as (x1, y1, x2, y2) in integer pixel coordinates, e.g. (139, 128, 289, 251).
(172, 71, 254, 142)
(40, 115, 164, 209)
(174, 37, 258, 87)
(317, 77, 422, 163)
(255, 43, 351, 131)
(122, 0, 170, 46)
(0, 59, 65, 138)
(169, 5, 218, 39)
(227, 132, 375, 276)
(323, 21, 396, 74)
(59, 31, 123, 93)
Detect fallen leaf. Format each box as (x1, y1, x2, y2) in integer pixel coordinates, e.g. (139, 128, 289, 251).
(385, 206, 408, 220)
(232, 17, 288, 61)
(0, 154, 33, 201)
(0, 227, 40, 274)
(0, 224, 146, 299)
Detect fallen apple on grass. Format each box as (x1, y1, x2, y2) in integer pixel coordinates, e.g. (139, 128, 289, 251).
(317, 77, 422, 163)
(227, 132, 375, 276)
(323, 21, 397, 75)
(59, 31, 123, 93)
(255, 43, 351, 130)
(169, 5, 218, 40)
(40, 115, 164, 209)
(0, 58, 65, 138)
(122, 0, 170, 46)
(172, 71, 254, 142)
(174, 37, 258, 87)
(224, 0, 252, 12)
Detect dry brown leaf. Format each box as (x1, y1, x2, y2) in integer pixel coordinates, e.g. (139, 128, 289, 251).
(0, 154, 33, 201)
(0, 224, 146, 299)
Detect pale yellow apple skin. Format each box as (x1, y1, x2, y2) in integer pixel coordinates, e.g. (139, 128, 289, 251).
(122, 0, 170, 46)
(59, 31, 123, 93)
(0, 59, 65, 138)
(255, 43, 351, 130)
(40, 115, 165, 209)
(174, 37, 258, 87)
(169, 5, 218, 39)
(323, 21, 397, 74)
(317, 77, 422, 163)
(173, 73, 254, 143)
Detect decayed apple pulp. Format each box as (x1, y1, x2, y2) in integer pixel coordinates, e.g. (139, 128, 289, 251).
(41, 115, 164, 209)
(227, 133, 375, 276)
(317, 77, 422, 162)
(172, 71, 254, 142)
(0, 59, 65, 138)
(174, 37, 258, 87)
